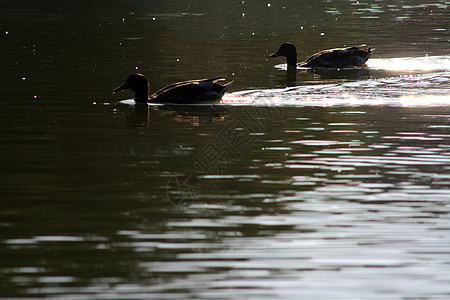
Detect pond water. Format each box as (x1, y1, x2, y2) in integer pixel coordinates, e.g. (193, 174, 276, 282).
(1, 0, 450, 299)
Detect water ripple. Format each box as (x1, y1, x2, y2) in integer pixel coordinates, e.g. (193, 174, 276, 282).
(225, 56, 450, 107)
(224, 68, 450, 107)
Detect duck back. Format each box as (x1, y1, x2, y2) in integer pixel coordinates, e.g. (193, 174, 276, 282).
(300, 45, 375, 68)
(150, 77, 232, 104)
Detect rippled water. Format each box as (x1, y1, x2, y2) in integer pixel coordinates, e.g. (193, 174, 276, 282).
(1, 0, 450, 299)
(227, 64, 450, 106)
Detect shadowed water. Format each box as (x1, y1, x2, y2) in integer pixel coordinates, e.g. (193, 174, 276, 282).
(1, 0, 450, 299)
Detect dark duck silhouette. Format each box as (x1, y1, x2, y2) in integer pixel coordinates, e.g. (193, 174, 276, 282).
(269, 42, 375, 69)
(113, 74, 233, 104)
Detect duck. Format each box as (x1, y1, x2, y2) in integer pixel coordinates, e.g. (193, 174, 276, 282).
(269, 42, 375, 69)
(113, 73, 233, 104)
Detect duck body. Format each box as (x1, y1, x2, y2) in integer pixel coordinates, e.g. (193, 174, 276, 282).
(113, 74, 232, 104)
(269, 42, 375, 69)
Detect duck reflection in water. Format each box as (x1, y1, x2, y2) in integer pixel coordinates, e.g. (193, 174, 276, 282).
(123, 100, 228, 128)
(271, 64, 371, 87)
(307, 67, 371, 80)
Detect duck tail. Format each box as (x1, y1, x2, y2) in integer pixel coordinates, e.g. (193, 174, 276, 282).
(204, 81, 233, 102)
(356, 44, 376, 54)
(220, 81, 233, 95)
(365, 47, 375, 61)
(210, 81, 232, 98)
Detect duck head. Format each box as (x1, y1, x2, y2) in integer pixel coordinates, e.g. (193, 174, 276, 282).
(269, 42, 297, 68)
(113, 73, 149, 102)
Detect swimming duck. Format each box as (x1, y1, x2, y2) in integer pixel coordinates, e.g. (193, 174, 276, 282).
(269, 42, 375, 69)
(113, 74, 233, 104)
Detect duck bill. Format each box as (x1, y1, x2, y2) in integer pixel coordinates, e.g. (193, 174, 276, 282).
(269, 51, 281, 58)
(112, 82, 128, 93)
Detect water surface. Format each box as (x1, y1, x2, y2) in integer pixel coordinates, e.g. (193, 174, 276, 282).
(1, 0, 450, 299)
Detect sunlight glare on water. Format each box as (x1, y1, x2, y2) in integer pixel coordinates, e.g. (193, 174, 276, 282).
(367, 56, 450, 72)
(1, 0, 450, 299)
(225, 55, 450, 107)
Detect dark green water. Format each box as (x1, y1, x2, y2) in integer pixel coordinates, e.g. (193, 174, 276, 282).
(1, 0, 450, 299)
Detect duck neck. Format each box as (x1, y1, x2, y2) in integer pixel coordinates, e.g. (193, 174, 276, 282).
(134, 86, 149, 102)
(286, 55, 297, 68)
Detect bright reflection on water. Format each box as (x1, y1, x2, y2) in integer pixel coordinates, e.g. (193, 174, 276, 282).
(272, 56, 450, 73)
(368, 56, 450, 72)
(1, 0, 450, 299)
(225, 60, 450, 107)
